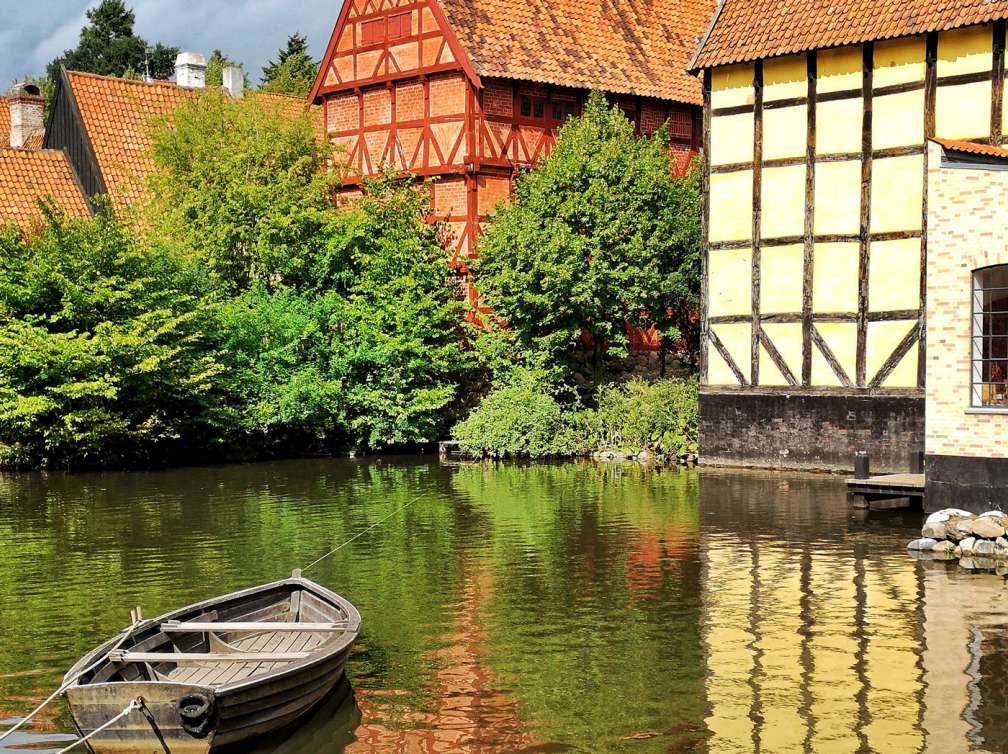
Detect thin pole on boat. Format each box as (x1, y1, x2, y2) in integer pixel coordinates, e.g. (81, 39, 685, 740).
(300, 496, 421, 573)
(53, 698, 142, 754)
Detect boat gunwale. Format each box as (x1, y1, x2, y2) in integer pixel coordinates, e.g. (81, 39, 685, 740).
(64, 575, 361, 696)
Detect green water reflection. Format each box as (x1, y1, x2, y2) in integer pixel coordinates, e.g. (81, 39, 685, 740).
(0, 459, 1006, 753)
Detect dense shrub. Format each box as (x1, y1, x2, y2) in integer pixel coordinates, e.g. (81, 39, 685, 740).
(0, 211, 224, 468)
(581, 378, 698, 456)
(451, 369, 584, 459)
(453, 375, 698, 460)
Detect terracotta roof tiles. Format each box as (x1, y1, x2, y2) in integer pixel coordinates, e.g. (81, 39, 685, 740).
(0, 149, 91, 233)
(933, 137, 1008, 159)
(692, 0, 1008, 70)
(64, 71, 325, 209)
(439, 0, 714, 104)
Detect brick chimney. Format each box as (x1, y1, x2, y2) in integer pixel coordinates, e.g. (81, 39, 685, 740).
(175, 52, 207, 89)
(222, 65, 244, 98)
(7, 83, 44, 149)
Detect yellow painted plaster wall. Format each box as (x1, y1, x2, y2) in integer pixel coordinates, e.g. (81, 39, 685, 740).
(761, 165, 806, 238)
(760, 245, 804, 313)
(711, 64, 754, 108)
(711, 112, 754, 165)
(874, 37, 925, 87)
(709, 171, 752, 243)
(708, 248, 752, 316)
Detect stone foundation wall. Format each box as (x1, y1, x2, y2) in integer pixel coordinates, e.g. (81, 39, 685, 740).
(700, 390, 925, 472)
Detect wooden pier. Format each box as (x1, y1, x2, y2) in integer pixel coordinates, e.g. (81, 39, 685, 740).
(847, 473, 925, 509)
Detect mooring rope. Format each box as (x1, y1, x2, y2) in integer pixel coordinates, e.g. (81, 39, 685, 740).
(300, 495, 421, 573)
(0, 619, 141, 744)
(54, 698, 142, 754)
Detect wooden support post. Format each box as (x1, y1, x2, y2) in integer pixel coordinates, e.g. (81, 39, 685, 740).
(920, 32, 938, 390)
(856, 43, 874, 387)
(993, 21, 1005, 146)
(751, 61, 764, 386)
(802, 51, 817, 386)
(700, 70, 712, 385)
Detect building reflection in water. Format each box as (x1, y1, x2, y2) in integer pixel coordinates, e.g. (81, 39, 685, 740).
(700, 469, 1008, 754)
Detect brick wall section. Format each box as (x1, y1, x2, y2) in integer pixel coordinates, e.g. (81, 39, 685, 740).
(640, 101, 665, 134)
(429, 73, 467, 117)
(328, 92, 359, 132)
(362, 87, 392, 127)
(926, 139, 1008, 460)
(432, 176, 467, 216)
(483, 79, 512, 117)
(700, 391, 924, 472)
(395, 80, 424, 122)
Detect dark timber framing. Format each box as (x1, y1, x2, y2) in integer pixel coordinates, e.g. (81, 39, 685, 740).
(856, 43, 874, 388)
(701, 69, 712, 386)
(702, 24, 1008, 393)
(750, 61, 764, 386)
(802, 51, 817, 386)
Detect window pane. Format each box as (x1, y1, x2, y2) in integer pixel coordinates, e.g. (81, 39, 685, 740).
(973, 265, 1008, 406)
(533, 99, 544, 118)
(520, 97, 532, 117)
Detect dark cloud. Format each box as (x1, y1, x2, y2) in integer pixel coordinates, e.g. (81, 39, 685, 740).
(1, 0, 340, 87)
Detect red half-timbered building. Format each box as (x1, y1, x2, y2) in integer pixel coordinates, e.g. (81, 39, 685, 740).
(309, 0, 712, 282)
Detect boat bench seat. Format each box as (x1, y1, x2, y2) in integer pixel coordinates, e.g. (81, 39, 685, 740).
(160, 621, 348, 633)
(109, 650, 311, 664)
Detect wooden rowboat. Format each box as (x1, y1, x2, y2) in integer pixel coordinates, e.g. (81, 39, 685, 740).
(62, 571, 361, 753)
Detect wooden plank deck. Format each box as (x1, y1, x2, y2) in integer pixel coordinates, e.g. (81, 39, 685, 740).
(847, 473, 925, 509)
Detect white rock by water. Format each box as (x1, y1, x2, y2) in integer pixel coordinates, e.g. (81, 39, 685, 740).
(926, 508, 975, 524)
(908, 538, 938, 551)
(972, 517, 1007, 539)
(960, 537, 977, 555)
(981, 510, 1006, 517)
(921, 521, 947, 539)
(975, 539, 996, 556)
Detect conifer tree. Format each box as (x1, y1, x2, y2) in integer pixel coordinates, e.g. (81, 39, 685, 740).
(261, 34, 319, 96)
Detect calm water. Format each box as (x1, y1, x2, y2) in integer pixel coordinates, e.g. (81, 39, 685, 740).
(0, 458, 1003, 753)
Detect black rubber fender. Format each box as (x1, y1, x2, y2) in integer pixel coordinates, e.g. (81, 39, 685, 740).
(177, 692, 216, 738)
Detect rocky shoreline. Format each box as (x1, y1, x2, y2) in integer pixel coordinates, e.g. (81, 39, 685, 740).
(908, 508, 1008, 571)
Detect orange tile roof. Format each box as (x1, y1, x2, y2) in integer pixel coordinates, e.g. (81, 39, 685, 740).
(691, 0, 1008, 70)
(21, 131, 44, 150)
(0, 149, 90, 233)
(933, 137, 1008, 159)
(439, 0, 714, 105)
(64, 71, 325, 209)
(0, 98, 9, 145)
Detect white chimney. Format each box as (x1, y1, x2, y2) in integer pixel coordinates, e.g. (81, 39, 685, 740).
(8, 83, 45, 149)
(222, 65, 244, 98)
(175, 52, 207, 89)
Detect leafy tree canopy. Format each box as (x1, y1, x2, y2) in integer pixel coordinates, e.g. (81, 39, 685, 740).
(472, 91, 701, 384)
(0, 208, 225, 469)
(261, 33, 319, 97)
(46, 0, 178, 88)
(143, 91, 336, 292)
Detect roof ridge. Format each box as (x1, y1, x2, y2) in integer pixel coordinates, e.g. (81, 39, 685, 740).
(65, 69, 180, 89)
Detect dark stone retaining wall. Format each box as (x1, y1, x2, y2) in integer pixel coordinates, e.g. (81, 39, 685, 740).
(700, 390, 925, 473)
(925, 455, 1008, 514)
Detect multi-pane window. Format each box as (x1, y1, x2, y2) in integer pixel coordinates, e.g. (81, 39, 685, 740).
(972, 265, 1008, 407)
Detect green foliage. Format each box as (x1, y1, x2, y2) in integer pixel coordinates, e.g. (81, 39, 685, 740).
(452, 369, 584, 459)
(144, 91, 335, 292)
(580, 378, 699, 456)
(473, 90, 701, 383)
(0, 209, 224, 469)
(261, 34, 319, 97)
(216, 176, 470, 451)
(205, 49, 246, 89)
(46, 1, 178, 89)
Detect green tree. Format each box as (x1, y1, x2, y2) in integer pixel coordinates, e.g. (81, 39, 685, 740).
(473, 91, 701, 384)
(205, 49, 246, 89)
(261, 33, 319, 96)
(144, 96, 469, 451)
(46, 1, 178, 88)
(144, 91, 335, 292)
(215, 177, 470, 451)
(0, 208, 225, 469)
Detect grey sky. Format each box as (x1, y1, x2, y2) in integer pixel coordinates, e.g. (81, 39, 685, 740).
(0, 0, 342, 87)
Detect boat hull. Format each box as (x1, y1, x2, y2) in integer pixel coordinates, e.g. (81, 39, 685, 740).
(63, 575, 359, 753)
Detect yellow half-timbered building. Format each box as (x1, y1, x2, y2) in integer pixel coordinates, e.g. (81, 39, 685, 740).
(691, 0, 1008, 505)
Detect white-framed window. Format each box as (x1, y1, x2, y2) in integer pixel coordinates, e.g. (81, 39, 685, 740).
(972, 265, 1008, 407)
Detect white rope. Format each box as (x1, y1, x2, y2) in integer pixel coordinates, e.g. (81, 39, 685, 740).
(54, 698, 142, 754)
(301, 496, 420, 572)
(0, 621, 140, 744)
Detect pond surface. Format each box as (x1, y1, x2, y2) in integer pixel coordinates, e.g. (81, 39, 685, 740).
(0, 458, 1004, 753)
